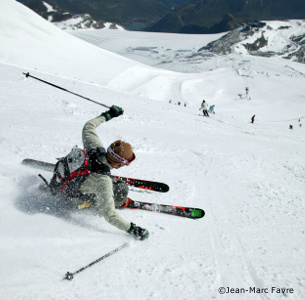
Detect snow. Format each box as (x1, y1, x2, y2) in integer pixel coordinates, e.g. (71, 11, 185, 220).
(53, 14, 105, 31)
(103, 22, 125, 30)
(43, 1, 55, 13)
(1, 1, 305, 299)
(234, 20, 305, 56)
(71, 28, 226, 69)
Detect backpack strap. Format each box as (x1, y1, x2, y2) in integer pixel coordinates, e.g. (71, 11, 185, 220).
(49, 159, 65, 193)
(61, 157, 71, 179)
(87, 147, 111, 177)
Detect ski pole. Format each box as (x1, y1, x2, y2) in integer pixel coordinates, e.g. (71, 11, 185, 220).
(22, 72, 110, 109)
(63, 241, 130, 281)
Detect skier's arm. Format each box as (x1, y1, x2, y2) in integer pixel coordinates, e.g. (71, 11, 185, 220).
(82, 105, 123, 152)
(94, 176, 131, 231)
(82, 115, 106, 152)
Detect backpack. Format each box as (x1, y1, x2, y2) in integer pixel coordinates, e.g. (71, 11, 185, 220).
(49, 146, 91, 199)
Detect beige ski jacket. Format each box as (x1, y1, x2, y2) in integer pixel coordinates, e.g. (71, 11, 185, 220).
(78, 115, 131, 232)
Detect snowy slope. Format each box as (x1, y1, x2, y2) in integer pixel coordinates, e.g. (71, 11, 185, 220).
(0, 0, 144, 85)
(1, 1, 305, 300)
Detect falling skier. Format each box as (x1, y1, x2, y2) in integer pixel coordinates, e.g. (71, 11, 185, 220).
(48, 105, 149, 240)
(199, 100, 209, 117)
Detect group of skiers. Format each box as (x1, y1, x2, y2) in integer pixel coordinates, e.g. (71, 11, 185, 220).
(199, 100, 215, 117)
(169, 99, 187, 106)
(289, 119, 302, 129)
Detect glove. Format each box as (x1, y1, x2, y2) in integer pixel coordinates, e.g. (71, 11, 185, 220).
(128, 223, 149, 240)
(101, 105, 124, 121)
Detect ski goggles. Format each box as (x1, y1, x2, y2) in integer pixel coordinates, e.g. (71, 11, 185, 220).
(107, 145, 136, 166)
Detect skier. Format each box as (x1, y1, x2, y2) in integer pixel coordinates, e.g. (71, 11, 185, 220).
(52, 105, 149, 240)
(245, 87, 249, 99)
(251, 115, 255, 124)
(199, 100, 209, 117)
(208, 104, 215, 114)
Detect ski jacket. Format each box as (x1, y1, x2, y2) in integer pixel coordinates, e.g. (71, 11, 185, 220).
(200, 101, 209, 110)
(76, 115, 131, 232)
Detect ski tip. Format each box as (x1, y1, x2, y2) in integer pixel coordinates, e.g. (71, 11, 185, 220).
(21, 158, 30, 165)
(162, 184, 170, 192)
(191, 209, 205, 219)
(154, 184, 169, 193)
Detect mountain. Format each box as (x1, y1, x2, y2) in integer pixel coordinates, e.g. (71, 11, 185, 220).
(18, 0, 305, 33)
(17, 0, 173, 28)
(146, 0, 305, 33)
(198, 19, 305, 64)
(70, 19, 305, 73)
(24, 1, 107, 30)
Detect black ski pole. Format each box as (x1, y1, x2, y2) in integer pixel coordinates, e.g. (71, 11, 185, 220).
(23, 72, 110, 109)
(63, 242, 130, 281)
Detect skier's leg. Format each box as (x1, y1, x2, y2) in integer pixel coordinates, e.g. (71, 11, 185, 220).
(113, 180, 129, 208)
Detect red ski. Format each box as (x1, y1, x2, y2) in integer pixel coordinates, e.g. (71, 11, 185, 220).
(122, 197, 205, 219)
(22, 158, 169, 193)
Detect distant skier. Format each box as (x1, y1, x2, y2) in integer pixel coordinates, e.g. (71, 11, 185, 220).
(251, 115, 255, 124)
(208, 104, 215, 114)
(289, 125, 293, 130)
(199, 100, 209, 117)
(245, 87, 249, 99)
(48, 106, 149, 240)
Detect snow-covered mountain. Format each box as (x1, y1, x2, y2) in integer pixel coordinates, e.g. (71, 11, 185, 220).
(23, 1, 123, 30)
(199, 20, 305, 64)
(71, 19, 305, 74)
(1, 1, 305, 300)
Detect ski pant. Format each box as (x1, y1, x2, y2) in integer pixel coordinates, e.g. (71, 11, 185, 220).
(203, 110, 209, 117)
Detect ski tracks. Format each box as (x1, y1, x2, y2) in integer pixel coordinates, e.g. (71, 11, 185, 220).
(191, 150, 271, 300)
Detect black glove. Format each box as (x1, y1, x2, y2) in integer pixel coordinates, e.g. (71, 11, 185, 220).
(128, 223, 149, 240)
(101, 105, 124, 121)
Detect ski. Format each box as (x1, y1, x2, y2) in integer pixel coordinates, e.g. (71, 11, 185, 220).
(22, 158, 54, 172)
(122, 197, 205, 219)
(22, 158, 169, 193)
(112, 175, 169, 193)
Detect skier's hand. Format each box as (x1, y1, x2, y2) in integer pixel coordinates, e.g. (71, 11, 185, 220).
(128, 223, 149, 240)
(109, 105, 123, 118)
(101, 105, 124, 121)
